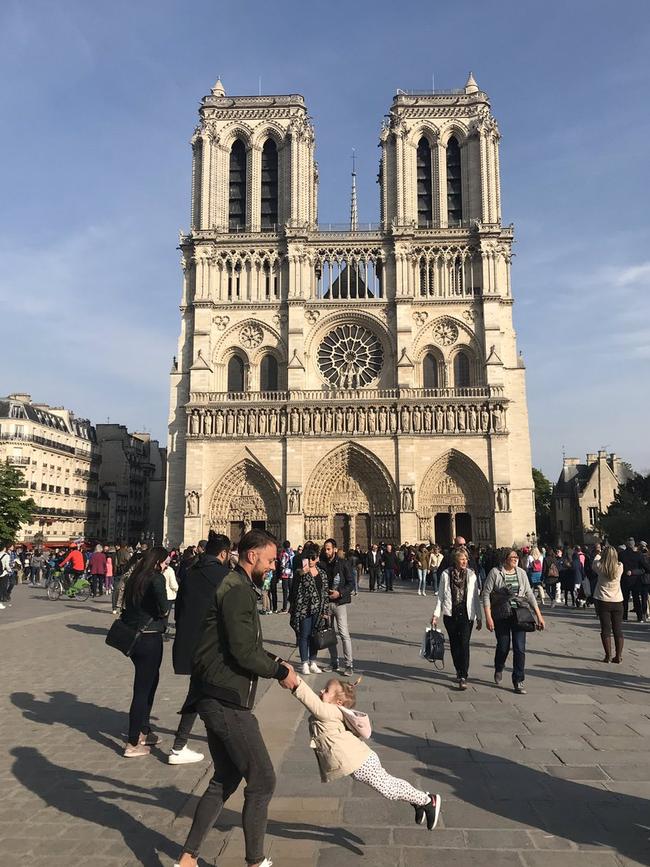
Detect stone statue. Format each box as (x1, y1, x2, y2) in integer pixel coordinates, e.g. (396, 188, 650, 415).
(480, 407, 490, 431)
(303, 408, 312, 434)
(493, 406, 504, 432)
(423, 406, 433, 432)
(288, 488, 299, 513)
(389, 407, 398, 433)
(335, 407, 344, 433)
(186, 491, 199, 516)
(324, 408, 333, 433)
(368, 407, 377, 433)
(469, 406, 478, 432)
(279, 410, 287, 435)
(190, 412, 199, 435)
(236, 411, 245, 436)
(290, 408, 300, 434)
(378, 406, 388, 433)
(412, 405, 422, 432)
(226, 410, 234, 435)
(259, 410, 267, 435)
(215, 410, 224, 435)
(269, 408, 277, 435)
(457, 406, 467, 432)
(248, 410, 257, 436)
(346, 406, 355, 433)
(435, 405, 443, 432)
(400, 406, 411, 433)
(401, 487, 414, 511)
(314, 408, 322, 434)
(204, 412, 213, 436)
(446, 407, 455, 431)
(496, 487, 506, 512)
(357, 407, 366, 434)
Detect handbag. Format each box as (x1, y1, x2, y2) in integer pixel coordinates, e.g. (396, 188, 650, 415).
(512, 600, 536, 632)
(421, 627, 445, 669)
(105, 617, 152, 657)
(310, 623, 337, 651)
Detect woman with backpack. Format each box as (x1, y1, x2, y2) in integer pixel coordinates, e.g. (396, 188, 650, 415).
(544, 549, 563, 607)
(527, 547, 545, 605)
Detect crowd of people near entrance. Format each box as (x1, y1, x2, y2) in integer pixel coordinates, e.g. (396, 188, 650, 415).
(2, 529, 648, 867)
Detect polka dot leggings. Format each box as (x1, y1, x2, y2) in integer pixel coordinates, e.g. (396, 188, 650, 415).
(352, 750, 429, 806)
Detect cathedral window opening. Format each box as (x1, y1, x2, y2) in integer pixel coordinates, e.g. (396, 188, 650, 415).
(227, 355, 246, 393)
(261, 139, 279, 230)
(453, 351, 471, 388)
(260, 354, 279, 392)
(227, 261, 242, 300)
(446, 136, 463, 226)
(423, 352, 439, 389)
(418, 256, 436, 297)
(317, 324, 384, 388)
(192, 141, 202, 228)
(262, 259, 279, 299)
(451, 256, 464, 295)
(317, 256, 382, 299)
(229, 139, 247, 231)
(416, 138, 433, 227)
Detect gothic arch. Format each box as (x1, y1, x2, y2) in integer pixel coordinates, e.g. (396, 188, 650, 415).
(439, 122, 469, 147)
(213, 317, 285, 364)
(417, 449, 492, 544)
(208, 459, 282, 539)
(412, 315, 482, 363)
(303, 443, 399, 544)
(220, 122, 254, 150)
(407, 123, 440, 148)
(250, 123, 288, 150)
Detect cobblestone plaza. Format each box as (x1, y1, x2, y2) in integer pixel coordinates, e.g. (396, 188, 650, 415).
(2, 585, 649, 866)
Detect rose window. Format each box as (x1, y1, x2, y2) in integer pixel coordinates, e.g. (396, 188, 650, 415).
(432, 318, 459, 346)
(317, 324, 383, 388)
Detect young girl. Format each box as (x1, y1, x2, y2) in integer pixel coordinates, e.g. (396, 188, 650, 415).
(290, 675, 441, 829)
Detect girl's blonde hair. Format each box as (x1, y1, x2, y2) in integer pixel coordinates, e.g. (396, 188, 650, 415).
(531, 547, 541, 560)
(599, 545, 620, 582)
(328, 677, 362, 709)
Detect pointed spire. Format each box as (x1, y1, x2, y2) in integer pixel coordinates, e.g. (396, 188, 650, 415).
(350, 149, 358, 232)
(211, 77, 226, 97)
(464, 72, 479, 94)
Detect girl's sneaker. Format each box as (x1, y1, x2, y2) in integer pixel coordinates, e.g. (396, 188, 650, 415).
(414, 794, 442, 830)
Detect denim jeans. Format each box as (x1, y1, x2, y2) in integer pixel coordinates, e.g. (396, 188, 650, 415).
(329, 602, 353, 668)
(383, 568, 394, 591)
(298, 614, 316, 663)
(183, 698, 276, 865)
(494, 617, 526, 685)
(417, 568, 427, 593)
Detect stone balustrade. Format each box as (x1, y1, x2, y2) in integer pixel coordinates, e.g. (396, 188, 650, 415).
(189, 385, 504, 404)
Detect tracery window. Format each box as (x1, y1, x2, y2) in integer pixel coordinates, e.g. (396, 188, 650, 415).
(317, 324, 384, 388)
(229, 139, 247, 231)
(260, 354, 278, 391)
(453, 351, 471, 388)
(423, 353, 439, 389)
(446, 136, 463, 226)
(260, 139, 278, 230)
(416, 138, 433, 227)
(227, 355, 245, 393)
(418, 256, 436, 297)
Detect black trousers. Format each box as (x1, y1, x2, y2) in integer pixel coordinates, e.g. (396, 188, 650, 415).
(127, 633, 163, 745)
(183, 698, 276, 865)
(594, 600, 624, 638)
(368, 566, 379, 591)
(443, 610, 473, 679)
(632, 582, 649, 621)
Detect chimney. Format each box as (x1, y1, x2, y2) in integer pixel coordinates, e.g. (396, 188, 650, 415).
(598, 449, 607, 459)
(586, 453, 597, 464)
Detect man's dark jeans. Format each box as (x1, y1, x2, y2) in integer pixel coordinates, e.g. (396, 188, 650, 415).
(183, 698, 276, 865)
(383, 568, 394, 591)
(494, 617, 527, 685)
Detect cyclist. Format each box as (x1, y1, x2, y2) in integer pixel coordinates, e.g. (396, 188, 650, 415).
(59, 544, 85, 593)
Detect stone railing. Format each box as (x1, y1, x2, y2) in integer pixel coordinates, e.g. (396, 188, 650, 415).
(186, 399, 507, 439)
(189, 385, 503, 405)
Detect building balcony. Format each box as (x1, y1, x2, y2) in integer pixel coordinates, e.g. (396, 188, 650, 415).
(5, 455, 30, 465)
(0, 432, 75, 456)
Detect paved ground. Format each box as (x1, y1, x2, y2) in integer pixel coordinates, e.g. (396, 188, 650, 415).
(2, 579, 650, 866)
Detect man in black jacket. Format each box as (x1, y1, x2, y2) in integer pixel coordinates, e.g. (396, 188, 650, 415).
(176, 529, 298, 867)
(319, 539, 355, 675)
(169, 532, 231, 765)
(619, 538, 649, 622)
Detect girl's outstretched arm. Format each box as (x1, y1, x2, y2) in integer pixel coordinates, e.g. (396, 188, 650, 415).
(291, 678, 344, 722)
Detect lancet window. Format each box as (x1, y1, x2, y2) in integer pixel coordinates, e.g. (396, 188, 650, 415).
(416, 138, 433, 227)
(227, 355, 246, 393)
(229, 139, 247, 231)
(260, 354, 279, 391)
(260, 139, 278, 230)
(315, 250, 383, 300)
(454, 351, 471, 388)
(423, 353, 440, 389)
(446, 136, 463, 226)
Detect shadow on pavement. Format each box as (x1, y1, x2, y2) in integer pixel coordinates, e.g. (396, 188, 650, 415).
(66, 623, 108, 636)
(371, 726, 650, 864)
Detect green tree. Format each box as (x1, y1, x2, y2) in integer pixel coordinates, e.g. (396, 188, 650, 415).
(600, 473, 650, 545)
(532, 467, 553, 544)
(0, 462, 36, 542)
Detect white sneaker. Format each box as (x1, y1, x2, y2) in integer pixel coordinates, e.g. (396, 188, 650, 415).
(168, 745, 205, 765)
(309, 661, 323, 673)
(0, 603, 5, 609)
(423, 592, 427, 597)
(258, 859, 273, 867)
(301, 662, 311, 675)
(417, 590, 422, 596)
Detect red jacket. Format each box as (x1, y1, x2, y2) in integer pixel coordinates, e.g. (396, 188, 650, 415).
(89, 551, 107, 575)
(60, 550, 85, 572)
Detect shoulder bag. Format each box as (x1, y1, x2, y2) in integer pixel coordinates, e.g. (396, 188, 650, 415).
(105, 616, 153, 657)
(310, 615, 337, 651)
(512, 598, 536, 632)
(420, 626, 445, 669)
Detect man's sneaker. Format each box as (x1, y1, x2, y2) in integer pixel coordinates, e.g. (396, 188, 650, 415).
(124, 743, 150, 758)
(0, 603, 5, 610)
(169, 745, 204, 765)
(301, 662, 311, 675)
(309, 661, 323, 673)
(494, 670, 503, 685)
(514, 683, 527, 695)
(343, 667, 354, 677)
(423, 793, 442, 830)
(257, 859, 273, 867)
(458, 678, 467, 691)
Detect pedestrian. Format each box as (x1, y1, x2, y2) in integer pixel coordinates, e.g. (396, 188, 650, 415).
(320, 539, 356, 675)
(174, 529, 298, 867)
(482, 549, 545, 694)
(431, 548, 482, 689)
(380, 542, 398, 592)
(572, 547, 587, 607)
(543, 549, 563, 607)
(348, 547, 360, 595)
(619, 538, 649, 623)
(170, 531, 231, 765)
(112, 542, 132, 614)
(416, 545, 428, 596)
(592, 545, 624, 663)
(367, 543, 381, 592)
(0, 542, 13, 609)
(290, 675, 442, 829)
(163, 559, 179, 629)
(527, 546, 545, 605)
(30, 549, 46, 586)
(121, 546, 171, 758)
(289, 541, 330, 675)
(428, 544, 443, 595)
(279, 540, 294, 612)
(89, 544, 107, 598)
(104, 546, 114, 595)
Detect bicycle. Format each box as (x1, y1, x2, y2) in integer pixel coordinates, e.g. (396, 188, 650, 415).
(46, 570, 91, 602)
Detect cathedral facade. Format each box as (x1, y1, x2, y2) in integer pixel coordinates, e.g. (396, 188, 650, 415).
(164, 74, 536, 549)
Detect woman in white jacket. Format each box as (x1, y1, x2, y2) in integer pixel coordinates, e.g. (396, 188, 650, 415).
(431, 549, 482, 689)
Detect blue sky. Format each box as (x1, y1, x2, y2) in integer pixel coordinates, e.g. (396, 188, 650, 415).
(1, 0, 649, 480)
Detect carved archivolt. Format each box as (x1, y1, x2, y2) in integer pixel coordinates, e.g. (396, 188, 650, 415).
(212, 317, 285, 364)
(418, 449, 492, 518)
(208, 459, 281, 537)
(186, 402, 507, 439)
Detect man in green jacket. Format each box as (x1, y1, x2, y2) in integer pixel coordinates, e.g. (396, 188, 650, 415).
(176, 529, 298, 867)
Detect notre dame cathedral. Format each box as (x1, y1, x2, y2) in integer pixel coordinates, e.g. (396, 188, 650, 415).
(164, 73, 535, 549)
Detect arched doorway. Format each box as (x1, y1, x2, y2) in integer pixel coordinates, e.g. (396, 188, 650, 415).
(208, 459, 282, 542)
(417, 450, 492, 544)
(303, 444, 398, 547)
